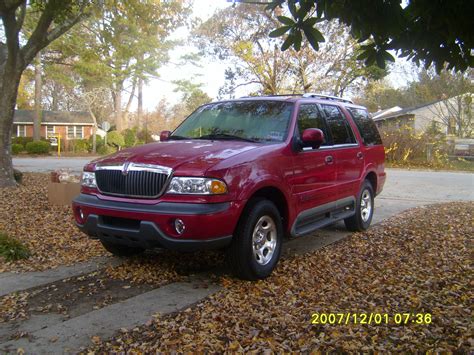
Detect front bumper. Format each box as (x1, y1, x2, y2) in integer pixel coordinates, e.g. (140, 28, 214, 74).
(72, 194, 241, 251)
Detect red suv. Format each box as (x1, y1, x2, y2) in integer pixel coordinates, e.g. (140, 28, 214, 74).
(73, 94, 385, 280)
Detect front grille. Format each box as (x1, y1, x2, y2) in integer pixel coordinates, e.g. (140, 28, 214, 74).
(95, 168, 170, 198)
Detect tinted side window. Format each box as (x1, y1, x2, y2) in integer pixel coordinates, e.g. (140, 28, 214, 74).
(297, 104, 329, 146)
(348, 108, 383, 146)
(321, 104, 356, 145)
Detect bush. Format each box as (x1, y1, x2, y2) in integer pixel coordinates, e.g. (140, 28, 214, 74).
(123, 128, 138, 148)
(12, 137, 33, 147)
(11, 144, 24, 155)
(106, 131, 125, 149)
(25, 141, 50, 155)
(381, 125, 450, 168)
(0, 233, 30, 261)
(13, 168, 23, 184)
(97, 145, 116, 155)
(88, 134, 104, 152)
(70, 139, 90, 153)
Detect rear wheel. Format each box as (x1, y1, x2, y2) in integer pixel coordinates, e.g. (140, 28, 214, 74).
(100, 240, 145, 257)
(227, 199, 283, 280)
(344, 180, 374, 232)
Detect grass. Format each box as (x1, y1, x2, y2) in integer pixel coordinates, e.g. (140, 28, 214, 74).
(386, 158, 474, 172)
(0, 233, 30, 262)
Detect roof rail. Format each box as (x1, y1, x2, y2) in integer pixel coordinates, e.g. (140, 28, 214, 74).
(302, 93, 353, 104)
(239, 94, 301, 98)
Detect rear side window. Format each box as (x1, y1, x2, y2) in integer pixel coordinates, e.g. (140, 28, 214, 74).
(321, 104, 356, 145)
(348, 108, 383, 146)
(297, 104, 329, 146)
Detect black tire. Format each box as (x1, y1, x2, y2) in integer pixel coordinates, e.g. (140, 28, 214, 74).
(226, 199, 283, 280)
(100, 240, 145, 257)
(344, 180, 375, 232)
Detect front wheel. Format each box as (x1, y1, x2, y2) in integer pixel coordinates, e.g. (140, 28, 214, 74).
(344, 180, 374, 232)
(227, 199, 283, 280)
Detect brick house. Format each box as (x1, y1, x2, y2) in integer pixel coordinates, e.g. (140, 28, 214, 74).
(13, 110, 95, 140)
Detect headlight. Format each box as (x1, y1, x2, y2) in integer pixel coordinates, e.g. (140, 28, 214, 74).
(81, 172, 97, 188)
(167, 177, 227, 195)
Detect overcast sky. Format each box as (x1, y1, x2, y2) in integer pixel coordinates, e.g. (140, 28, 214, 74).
(142, 0, 413, 112)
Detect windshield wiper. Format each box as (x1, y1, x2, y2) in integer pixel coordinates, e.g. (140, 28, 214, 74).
(198, 133, 258, 143)
(168, 135, 190, 140)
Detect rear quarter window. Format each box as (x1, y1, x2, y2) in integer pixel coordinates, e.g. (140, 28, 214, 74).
(347, 108, 383, 146)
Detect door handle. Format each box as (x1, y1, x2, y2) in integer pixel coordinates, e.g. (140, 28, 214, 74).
(325, 155, 334, 164)
(357, 152, 364, 160)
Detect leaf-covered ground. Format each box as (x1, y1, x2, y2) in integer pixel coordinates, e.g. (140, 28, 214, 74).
(88, 202, 473, 353)
(0, 174, 106, 272)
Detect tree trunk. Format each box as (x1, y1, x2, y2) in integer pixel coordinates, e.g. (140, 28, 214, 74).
(137, 77, 143, 129)
(0, 69, 23, 187)
(34, 52, 42, 141)
(114, 90, 123, 132)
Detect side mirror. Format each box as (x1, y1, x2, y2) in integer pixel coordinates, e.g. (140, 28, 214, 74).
(160, 130, 171, 141)
(301, 128, 324, 149)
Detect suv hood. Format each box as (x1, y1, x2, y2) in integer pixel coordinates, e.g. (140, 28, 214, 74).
(91, 140, 261, 175)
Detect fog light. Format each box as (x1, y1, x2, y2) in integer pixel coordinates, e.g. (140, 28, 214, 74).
(79, 208, 84, 220)
(174, 218, 185, 235)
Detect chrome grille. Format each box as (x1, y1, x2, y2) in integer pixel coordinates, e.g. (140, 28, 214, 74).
(95, 163, 172, 198)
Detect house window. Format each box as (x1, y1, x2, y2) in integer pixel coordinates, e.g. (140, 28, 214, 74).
(67, 126, 75, 139)
(46, 125, 55, 138)
(17, 125, 26, 137)
(76, 126, 84, 139)
(67, 126, 85, 139)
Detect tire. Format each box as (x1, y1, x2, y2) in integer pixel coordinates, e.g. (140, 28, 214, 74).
(226, 199, 283, 280)
(344, 180, 375, 232)
(100, 240, 145, 257)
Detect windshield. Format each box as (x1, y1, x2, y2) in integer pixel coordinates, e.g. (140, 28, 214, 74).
(171, 100, 293, 143)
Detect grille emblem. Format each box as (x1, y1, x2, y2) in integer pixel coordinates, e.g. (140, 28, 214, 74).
(122, 162, 130, 176)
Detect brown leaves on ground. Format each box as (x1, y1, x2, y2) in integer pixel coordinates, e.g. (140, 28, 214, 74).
(89, 202, 473, 353)
(0, 173, 106, 272)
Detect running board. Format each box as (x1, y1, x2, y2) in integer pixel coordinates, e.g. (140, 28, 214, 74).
(290, 196, 356, 237)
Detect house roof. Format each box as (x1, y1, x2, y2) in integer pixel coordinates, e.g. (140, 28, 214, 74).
(13, 110, 94, 125)
(373, 99, 446, 122)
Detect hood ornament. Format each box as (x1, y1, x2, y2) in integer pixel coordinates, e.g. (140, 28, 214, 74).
(122, 161, 131, 176)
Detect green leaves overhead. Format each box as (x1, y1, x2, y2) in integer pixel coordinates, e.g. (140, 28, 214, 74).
(266, 0, 474, 72)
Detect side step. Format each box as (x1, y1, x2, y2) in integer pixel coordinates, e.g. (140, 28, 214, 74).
(291, 197, 356, 237)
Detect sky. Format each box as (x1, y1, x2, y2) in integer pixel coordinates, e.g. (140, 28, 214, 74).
(142, 0, 232, 111)
(142, 0, 414, 112)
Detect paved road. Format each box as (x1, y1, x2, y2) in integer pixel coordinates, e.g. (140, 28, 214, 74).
(3, 158, 472, 353)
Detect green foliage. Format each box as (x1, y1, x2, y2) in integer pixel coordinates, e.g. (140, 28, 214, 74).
(106, 131, 125, 149)
(12, 137, 34, 147)
(97, 145, 116, 155)
(123, 128, 138, 148)
(25, 141, 50, 155)
(136, 129, 153, 144)
(0, 233, 30, 262)
(267, 0, 473, 72)
(70, 139, 90, 153)
(13, 169, 23, 184)
(11, 144, 24, 155)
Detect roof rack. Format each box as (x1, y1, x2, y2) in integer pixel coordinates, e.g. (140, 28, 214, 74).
(302, 93, 353, 104)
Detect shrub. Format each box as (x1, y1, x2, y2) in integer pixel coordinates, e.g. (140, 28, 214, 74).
(25, 141, 50, 155)
(123, 128, 137, 148)
(88, 134, 104, 152)
(0, 233, 30, 261)
(381, 125, 451, 168)
(70, 139, 90, 153)
(106, 131, 125, 149)
(13, 168, 23, 184)
(97, 145, 116, 155)
(12, 137, 33, 147)
(11, 144, 24, 155)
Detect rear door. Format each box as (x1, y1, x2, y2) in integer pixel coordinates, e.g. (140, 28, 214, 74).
(320, 104, 363, 200)
(290, 104, 338, 213)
